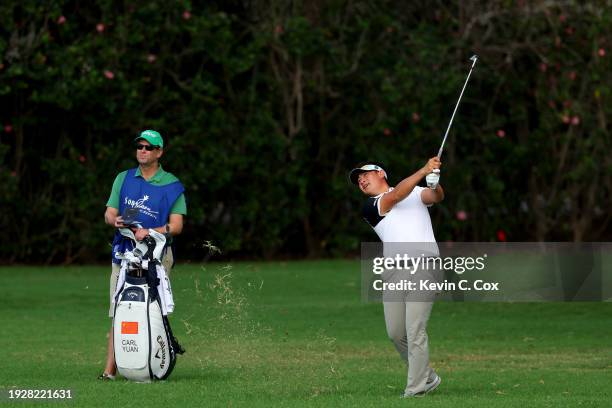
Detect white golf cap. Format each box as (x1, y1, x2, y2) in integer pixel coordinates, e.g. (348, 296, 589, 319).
(349, 164, 387, 185)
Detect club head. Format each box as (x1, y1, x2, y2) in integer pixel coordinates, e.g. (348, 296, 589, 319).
(468, 54, 479, 69)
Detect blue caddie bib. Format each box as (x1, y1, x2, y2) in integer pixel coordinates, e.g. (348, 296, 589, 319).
(111, 168, 185, 264)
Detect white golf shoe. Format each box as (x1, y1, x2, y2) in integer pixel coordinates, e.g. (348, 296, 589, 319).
(401, 374, 441, 398)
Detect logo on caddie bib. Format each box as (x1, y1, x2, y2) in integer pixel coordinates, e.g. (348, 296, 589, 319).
(124, 194, 159, 220)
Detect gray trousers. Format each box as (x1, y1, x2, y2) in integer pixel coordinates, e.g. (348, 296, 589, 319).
(381, 266, 439, 395)
(383, 300, 437, 395)
(108, 248, 174, 317)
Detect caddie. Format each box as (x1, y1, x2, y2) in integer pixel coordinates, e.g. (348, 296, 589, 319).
(98, 129, 187, 380)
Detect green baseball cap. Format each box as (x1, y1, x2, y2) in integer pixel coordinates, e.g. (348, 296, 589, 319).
(135, 129, 164, 148)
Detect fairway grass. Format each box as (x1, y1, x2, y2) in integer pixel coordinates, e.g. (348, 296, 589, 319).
(1, 260, 611, 407)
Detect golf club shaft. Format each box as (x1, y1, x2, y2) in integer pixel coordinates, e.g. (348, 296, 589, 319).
(437, 56, 478, 158)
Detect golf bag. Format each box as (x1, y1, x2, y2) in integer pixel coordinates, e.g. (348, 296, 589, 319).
(112, 227, 184, 382)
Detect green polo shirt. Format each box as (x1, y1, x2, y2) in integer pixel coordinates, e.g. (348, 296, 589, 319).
(106, 165, 187, 215)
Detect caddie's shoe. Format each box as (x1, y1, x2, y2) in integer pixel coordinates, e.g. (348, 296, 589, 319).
(401, 374, 441, 398)
(97, 373, 116, 381)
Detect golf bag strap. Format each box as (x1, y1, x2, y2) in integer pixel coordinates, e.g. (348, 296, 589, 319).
(146, 260, 161, 297)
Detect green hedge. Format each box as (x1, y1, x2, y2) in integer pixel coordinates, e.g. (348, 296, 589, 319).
(1, 1, 610, 263)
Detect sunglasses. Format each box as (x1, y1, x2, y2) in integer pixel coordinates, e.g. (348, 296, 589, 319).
(135, 144, 159, 151)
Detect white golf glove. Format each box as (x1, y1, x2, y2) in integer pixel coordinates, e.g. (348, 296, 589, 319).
(426, 169, 440, 190)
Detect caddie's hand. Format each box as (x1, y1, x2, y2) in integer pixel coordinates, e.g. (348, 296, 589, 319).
(426, 169, 441, 190)
(114, 216, 125, 228)
(134, 228, 150, 241)
(421, 156, 441, 176)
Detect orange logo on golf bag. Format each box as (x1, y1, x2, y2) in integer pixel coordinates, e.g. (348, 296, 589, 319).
(121, 321, 139, 334)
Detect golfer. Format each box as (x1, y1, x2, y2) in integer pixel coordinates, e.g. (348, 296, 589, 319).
(98, 130, 187, 380)
(350, 157, 444, 397)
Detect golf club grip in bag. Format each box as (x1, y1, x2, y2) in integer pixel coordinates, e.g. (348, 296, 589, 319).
(112, 261, 178, 382)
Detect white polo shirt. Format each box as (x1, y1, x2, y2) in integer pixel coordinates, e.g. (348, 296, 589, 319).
(362, 186, 439, 256)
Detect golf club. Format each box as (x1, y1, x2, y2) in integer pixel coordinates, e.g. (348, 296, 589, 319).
(436, 54, 478, 159)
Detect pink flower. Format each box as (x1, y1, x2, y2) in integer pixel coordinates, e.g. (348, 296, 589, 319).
(497, 230, 507, 242)
(383, 128, 392, 136)
(568, 71, 576, 81)
(571, 116, 580, 126)
(411, 112, 420, 123)
(562, 115, 570, 124)
(57, 15, 66, 25)
(598, 48, 606, 57)
(79, 155, 86, 163)
(147, 54, 157, 63)
(4, 124, 13, 133)
(496, 129, 505, 138)
(538, 63, 547, 73)
(182, 10, 191, 20)
(456, 210, 468, 221)
(96, 23, 105, 33)
(559, 14, 566, 23)
(103, 70, 114, 79)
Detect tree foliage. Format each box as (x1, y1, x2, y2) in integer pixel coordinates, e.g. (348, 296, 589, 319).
(0, 1, 610, 263)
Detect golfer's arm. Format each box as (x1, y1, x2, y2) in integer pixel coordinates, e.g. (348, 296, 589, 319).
(421, 185, 445, 205)
(379, 169, 427, 214)
(104, 207, 119, 227)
